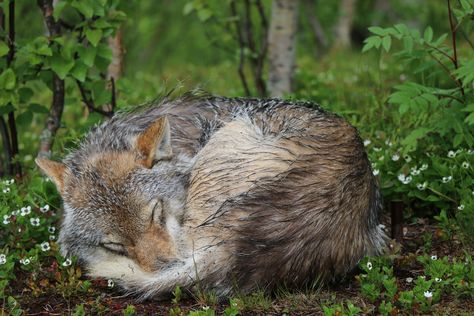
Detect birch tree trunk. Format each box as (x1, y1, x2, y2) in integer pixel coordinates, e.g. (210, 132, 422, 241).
(334, 0, 356, 48)
(267, 0, 299, 98)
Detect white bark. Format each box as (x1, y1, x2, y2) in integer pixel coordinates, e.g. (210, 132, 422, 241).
(267, 0, 299, 98)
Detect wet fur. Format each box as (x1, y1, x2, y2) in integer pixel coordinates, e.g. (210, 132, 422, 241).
(51, 96, 386, 299)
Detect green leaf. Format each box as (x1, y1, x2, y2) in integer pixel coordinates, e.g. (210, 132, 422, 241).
(401, 127, 431, 152)
(423, 27, 433, 42)
(53, 1, 68, 21)
(19, 87, 34, 103)
(183, 2, 195, 15)
(368, 26, 388, 36)
(0, 69, 16, 90)
(0, 41, 9, 57)
(96, 43, 112, 61)
(28, 103, 49, 114)
(382, 36, 391, 52)
(71, 1, 94, 19)
(465, 112, 474, 125)
(50, 55, 75, 79)
(0, 103, 14, 115)
(77, 46, 96, 67)
(71, 62, 88, 82)
(85, 28, 103, 47)
(197, 8, 212, 21)
(16, 110, 33, 126)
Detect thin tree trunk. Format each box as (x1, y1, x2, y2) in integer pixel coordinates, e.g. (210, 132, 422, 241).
(0, 117, 12, 175)
(267, 0, 299, 98)
(334, 0, 356, 48)
(37, 0, 65, 159)
(103, 27, 123, 113)
(303, 0, 327, 53)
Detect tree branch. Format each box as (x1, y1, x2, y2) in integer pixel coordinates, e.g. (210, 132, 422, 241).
(76, 80, 113, 118)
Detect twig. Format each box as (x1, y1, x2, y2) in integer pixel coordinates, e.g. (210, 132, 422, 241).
(76, 80, 113, 117)
(230, 1, 251, 96)
(428, 51, 464, 91)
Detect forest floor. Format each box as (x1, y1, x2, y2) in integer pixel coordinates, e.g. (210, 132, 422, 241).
(6, 218, 474, 316)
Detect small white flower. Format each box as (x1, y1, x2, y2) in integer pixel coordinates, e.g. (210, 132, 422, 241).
(472, 190, 474, 196)
(398, 174, 406, 182)
(3, 214, 11, 225)
(420, 275, 426, 279)
(11, 209, 19, 216)
(378, 155, 384, 161)
(48, 226, 56, 234)
(0, 254, 6, 265)
(420, 163, 428, 171)
(108, 279, 115, 288)
(442, 176, 452, 183)
(364, 139, 371, 147)
(435, 278, 442, 282)
(49, 235, 56, 240)
(468, 149, 473, 155)
(4, 179, 14, 185)
(461, 161, 470, 169)
(458, 204, 465, 211)
(403, 176, 412, 184)
(373, 169, 380, 176)
(424, 291, 433, 298)
(410, 167, 420, 176)
(40, 204, 50, 213)
(373, 147, 382, 152)
(404, 155, 412, 163)
(2, 188, 10, 193)
(20, 258, 30, 265)
(417, 182, 427, 191)
(62, 259, 72, 267)
(385, 140, 393, 147)
(40, 242, 50, 252)
(20, 206, 31, 216)
(431, 255, 437, 260)
(30, 218, 40, 227)
(367, 262, 373, 270)
(391, 153, 400, 161)
(202, 306, 210, 311)
(447, 150, 456, 158)
(406, 277, 413, 283)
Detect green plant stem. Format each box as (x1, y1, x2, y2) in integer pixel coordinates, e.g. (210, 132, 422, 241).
(427, 186, 457, 203)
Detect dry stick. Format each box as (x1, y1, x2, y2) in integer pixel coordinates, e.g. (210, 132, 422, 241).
(76, 80, 113, 118)
(6, 0, 21, 176)
(0, 117, 12, 175)
(447, 0, 465, 96)
(230, 1, 251, 96)
(37, 0, 65, 159)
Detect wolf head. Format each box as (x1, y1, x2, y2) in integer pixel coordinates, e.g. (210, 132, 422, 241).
(36, 116, 188, 279)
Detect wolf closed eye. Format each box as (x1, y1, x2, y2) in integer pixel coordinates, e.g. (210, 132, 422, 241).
(36, 96, 386, 299)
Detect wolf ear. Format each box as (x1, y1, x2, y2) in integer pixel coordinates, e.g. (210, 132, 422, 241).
(35, 157, 66, 192)
(136, 116, 173, 168)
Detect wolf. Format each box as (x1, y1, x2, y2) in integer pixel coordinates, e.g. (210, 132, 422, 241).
(36, 96, 386, 299)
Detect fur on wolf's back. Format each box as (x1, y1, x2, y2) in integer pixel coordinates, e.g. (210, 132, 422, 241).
(61, 96, 386, 298)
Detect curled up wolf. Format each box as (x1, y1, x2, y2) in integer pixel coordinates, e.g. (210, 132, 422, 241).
(36, 96, 387, 299)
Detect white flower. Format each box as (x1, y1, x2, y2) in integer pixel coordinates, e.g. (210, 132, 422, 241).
(49, 235, 56, 240)
(406, 277, 413, 283)
(417, 182, 427, 191)
(0, 254, 6, 265)
(447, 150, 456, 158)
(3, 214, 11, 225)
(202, 306, 210, 311)
(40, 204, 50, 213)
(431, 255, 437, 260)
(442, 176, 452, 183)
(435, 278, 442, 282)
(391, 153, 400, 161)
(62, 259, 72, 267)
(424, 291, 433, 298)
(468, 149, 473, 155)
(410, 167, 420, 176)
(420, 275, 426, 279)
(40, 242, 50, 252)
(458, 204, 465, 211)
(403, 176, 412, 184)
(373, 169, 380, 176)
(4, 179, 14, 185)
(367, 262, 373, 270)
(378, 156, 384, 161)
(30, 218, 40, 227)
(108, 279, 115, 288)
(20, 258, 31, 265)
(2, 188, 10, 193)
(404, 155, 412, 163)
(461, 161, 470, 169)
(20, 206, 31, 216)
(385, 140, 393, 147)
(48, 226, 56, 234)
(373, 147, 382, 152)
(398, 174, 406, 182)
(420, 163, 428, 171)
(363, 139, 371, 147)
(11, 209, 19, 216)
